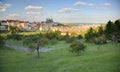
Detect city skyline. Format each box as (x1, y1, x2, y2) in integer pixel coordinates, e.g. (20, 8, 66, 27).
(0, 0, 120, 23)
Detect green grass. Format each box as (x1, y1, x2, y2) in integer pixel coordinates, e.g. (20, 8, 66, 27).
(0, 42, 120, 72)
(45, 41, 70, 48)
(6, 39, 28, 47)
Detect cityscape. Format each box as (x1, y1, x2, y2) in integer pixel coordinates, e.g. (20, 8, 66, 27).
(0, 0, 120, 72)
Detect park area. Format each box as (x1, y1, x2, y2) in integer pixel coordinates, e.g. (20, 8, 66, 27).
(0, 40, 120, 72)
(0, 19, 120, 72)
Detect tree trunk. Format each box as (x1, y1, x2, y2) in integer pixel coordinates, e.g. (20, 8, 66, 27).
(37, 47, 39, 59)
(37, 45, 39, 59)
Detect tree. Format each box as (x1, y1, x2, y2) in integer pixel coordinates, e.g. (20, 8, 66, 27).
(12, 34, 23, 41)
(94, 35, 106, 50)
(35, 37, 48, 58)
(69, 41, 86, 55)
(115, 19, 120, 36)
(7, 33, 23, 41)
(71, 32, 77, 37)
(45, 30, 61, 40)
(23, 35, 48, 59)
(97, 25, 105, 36)
(105, 20, 115, 39)
(77, 34, 83, 39)
(85, 27, 95, 42)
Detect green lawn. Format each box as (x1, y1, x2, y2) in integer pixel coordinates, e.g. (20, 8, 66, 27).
(0, 42, 120, 72)
(6, 39, 28, 48)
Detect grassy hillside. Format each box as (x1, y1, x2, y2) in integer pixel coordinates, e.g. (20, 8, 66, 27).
(0, 42, 120, 72)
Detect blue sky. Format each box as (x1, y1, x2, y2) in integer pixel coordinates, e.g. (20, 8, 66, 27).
(0, 0, 120, 23)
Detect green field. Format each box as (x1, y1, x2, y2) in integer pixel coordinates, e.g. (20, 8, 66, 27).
(0, 41, 120, 72)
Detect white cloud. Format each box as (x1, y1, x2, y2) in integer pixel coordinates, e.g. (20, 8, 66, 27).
(103, 3, 111, 6)
(0, 2, 11, 12)
(26, 11, 41, 14)
(58, 8, 78, 13)
(99, 3, 112, 10)
(25, 5, 43, 10)
(74, 1, 87, 6)
(88, 3, 94, 6)
(74, 1, 94, 6)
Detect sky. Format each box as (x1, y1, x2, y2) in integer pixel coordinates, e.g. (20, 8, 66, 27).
(0, 0, 120, 23)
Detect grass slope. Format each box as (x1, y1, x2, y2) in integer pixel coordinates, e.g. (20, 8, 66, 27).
(0, 42, 120, 72)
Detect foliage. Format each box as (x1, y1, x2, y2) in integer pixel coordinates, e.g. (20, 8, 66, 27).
(105, 20, 115, 39)
(71, 32, 77, 37)
(77, 34, 83, 39)
(45, 30, 61, 40)
(97, 25, 105, 36)
(8, 26, 18, 35)
(69, 41, 86, 55)
(7, 34, 23, 41)
(49, 38, 58, 45)
(94, 35, 107, 45)
(104, 19, 120, 41)
(85, 27, 96, 42)
(23, 34, 48, 58)
(115, 19, 120, 35)
(65, 37, 77, 43)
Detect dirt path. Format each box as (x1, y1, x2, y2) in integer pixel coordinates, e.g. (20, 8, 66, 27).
(5, 44, 55, 53)
(5, 44, 67, 53)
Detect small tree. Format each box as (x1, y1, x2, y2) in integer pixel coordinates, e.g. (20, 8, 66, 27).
(94, 35, 106, 50)
(35, 37, 48, 58)
(23, 36, 48, 59)
(69, 41, 86, 55)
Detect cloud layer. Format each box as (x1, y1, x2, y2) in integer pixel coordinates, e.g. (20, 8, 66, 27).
(25, 5, 43, 10)
(74, 1, 94, 6)
(26, 11, 41, 14)
(0, 2, 11, 12)
(58, 8, 78, 13)
(103, 3, 111, 6)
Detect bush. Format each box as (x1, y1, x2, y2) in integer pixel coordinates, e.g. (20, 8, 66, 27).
(69, 41, 86, 55)
(7, 34, 23, 41)
(66, 37, 77, 43)
(94, 35, 107, 45)
(77, 34, 83, 39)
(49, 38, 58, 45)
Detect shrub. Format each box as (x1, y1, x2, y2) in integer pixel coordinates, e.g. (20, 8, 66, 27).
(49, 38, 58, 45)
(77, 34, 83, 39)
(69, 41, 86, 55)
(66, 37, 77, 43)
(94, 35, 107, 45)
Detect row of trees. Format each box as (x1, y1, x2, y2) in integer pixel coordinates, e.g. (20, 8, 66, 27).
(84, 19, 120, 48)
(105, 19, 120, 40)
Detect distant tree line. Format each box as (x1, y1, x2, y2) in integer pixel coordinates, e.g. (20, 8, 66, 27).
(85, 19, 120, 44)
